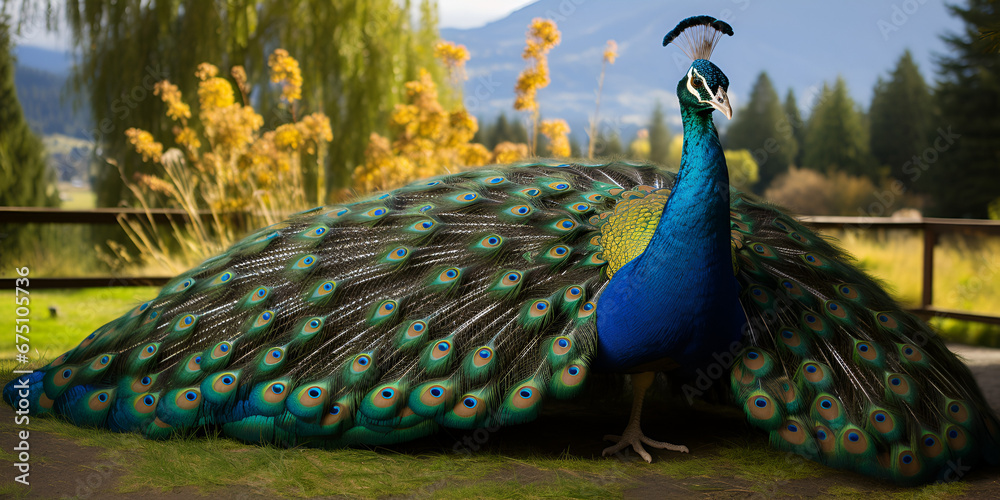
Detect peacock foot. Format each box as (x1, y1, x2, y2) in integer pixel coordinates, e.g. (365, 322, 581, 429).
(601, 424, 689, 463)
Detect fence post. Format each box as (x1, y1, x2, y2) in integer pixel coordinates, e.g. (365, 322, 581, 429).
(921, 224, 936, 312)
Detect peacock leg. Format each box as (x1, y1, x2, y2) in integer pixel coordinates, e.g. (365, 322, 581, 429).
(601, 371, 689, 462)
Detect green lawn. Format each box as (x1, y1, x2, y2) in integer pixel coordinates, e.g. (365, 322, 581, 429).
(0, 287, 994, 498)
(0, 287, 158, 362)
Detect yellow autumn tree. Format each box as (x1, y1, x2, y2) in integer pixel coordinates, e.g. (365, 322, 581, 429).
(514, 18, 561, 154)
(540, 119, 571, 157)
(122, 50, 333, 269)
(353, 68, 491, 193)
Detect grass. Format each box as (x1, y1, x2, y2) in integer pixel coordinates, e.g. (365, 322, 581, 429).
(0, 287, 158, 361)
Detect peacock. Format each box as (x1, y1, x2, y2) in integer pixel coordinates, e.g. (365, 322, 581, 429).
(5, 15, 999, 485)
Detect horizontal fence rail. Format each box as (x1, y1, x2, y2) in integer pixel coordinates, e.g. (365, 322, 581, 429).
(2, 207, 999, 324)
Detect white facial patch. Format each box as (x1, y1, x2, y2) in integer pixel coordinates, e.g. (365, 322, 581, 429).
(685, 67, 705, 101)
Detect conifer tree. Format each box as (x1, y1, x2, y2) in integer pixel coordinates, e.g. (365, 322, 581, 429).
(869, 50, 932, 180)
(0, 18, 58, 252)
(782, 89, 804, 167)
(802, 77, 873, 178)
(924, 0, 1000, 217)
(725, 72, 796, 190)
(648, 101, 672, 166)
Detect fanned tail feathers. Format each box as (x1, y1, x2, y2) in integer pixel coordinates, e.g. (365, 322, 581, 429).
(730, 191, 1000, 483)
(2, 160, 672, 447)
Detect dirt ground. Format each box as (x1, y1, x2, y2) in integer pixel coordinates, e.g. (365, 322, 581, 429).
(2, 343, 1000, 499)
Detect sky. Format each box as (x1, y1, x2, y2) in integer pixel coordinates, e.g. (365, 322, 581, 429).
(9, 1, 537, 49)
(437, 0, 535, 29)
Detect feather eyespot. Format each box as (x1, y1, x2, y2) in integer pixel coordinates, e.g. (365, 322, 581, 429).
(135, 394, 157, 413)
(874, 311, 900, 330)
(410, 219, 437, 232)
(578, 301, 596, 319)
(374, 300, 398, 320)
(437, 267, 461, 283)
(404, 320, 427, 339)
(501, 271, 522, 287)
(386, 246, 409, 262)
(788, 232, 807, 244)
(520, 188, 541, 197)
(899, 344, 923, 362)
(364, 207, 388, 218)
(480, 234, 503, 249)
(431, 340, 452, 360)
(483, 176, 506, 185)
(585, 193, 604, 203)
(264, 348, 284, 366)
(138, 343, 158, 360)
(168, 278, 195, 294)
(547, 245, 570, 259)
(554, 218, 577, 231)
(292, 254, 317, 270)
(564, 286, 583, 301)
(509, 204, 532, 216)
(454, 191, 479, 203)
(513, 386, 539, 409)
(552, 336, 572, 355)
(91, 354, 113, 370)
(296, 318, 322, 336)
(529, 299, 551, 318)
(571, 203, 591, 213)
(326, 207, 350, 218)
(253, 310, 275, 329)
(211, 342, 232, 359)
(425, 180, 442, 187)
(825, 301, 848, 319)
(547, 181, 571, 191)
(750, 242, 775, 258)
(303, 225, 328, 239)
(88, 390, 113, 411)
(249, 286, 270, 304)
(801, 253, 826, 267)
(352, 354, 372, 373)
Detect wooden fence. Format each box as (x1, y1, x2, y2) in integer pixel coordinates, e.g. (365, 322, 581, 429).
(2, 207, 999, 325)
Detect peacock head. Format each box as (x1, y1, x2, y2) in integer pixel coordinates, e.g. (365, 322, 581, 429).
(663, 16, 735, 119)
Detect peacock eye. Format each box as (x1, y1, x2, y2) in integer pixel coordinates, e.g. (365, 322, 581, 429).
(692, 78, 704, 88)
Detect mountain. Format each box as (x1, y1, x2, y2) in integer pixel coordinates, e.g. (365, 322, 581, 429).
(14, 64, 91, 138)
(13, 45, 73, 75)
(442, 0, 963, 143)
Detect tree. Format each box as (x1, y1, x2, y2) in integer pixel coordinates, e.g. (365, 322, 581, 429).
(783, 89, 805, 167)
(648, 101, 672, 165)
(0, 18, 58, 252)
(801, 77, 873, 178)
(869, 50, 933, 181)
(924, 0, 1000, 217)
(724, 72, 796, 190)
(10, 0, 445, 207)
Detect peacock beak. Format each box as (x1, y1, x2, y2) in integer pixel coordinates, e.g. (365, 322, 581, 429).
(709, 88, 732, 120)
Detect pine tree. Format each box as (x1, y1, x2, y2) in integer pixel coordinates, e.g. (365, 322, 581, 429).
(923, 0, 1000, 217)
(783, 89, 804, 167)
(0, 18, 58, 252)
(648, 101, 671, 166)
(724, 72, 796, 190)
(869, 50, 933, 182)
(802, 77, 873, 178)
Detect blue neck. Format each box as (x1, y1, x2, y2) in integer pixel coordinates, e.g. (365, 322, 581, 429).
(595, 106, 741, 371)
(634, 108, 731, 273)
